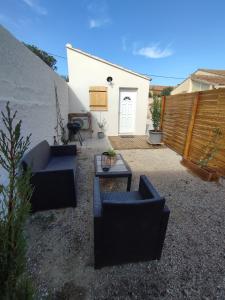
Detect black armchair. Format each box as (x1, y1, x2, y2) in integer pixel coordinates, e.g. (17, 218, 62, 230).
(93, 175, 170, 268)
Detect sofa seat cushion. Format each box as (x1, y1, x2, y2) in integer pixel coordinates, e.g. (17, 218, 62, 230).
(45, 155, 76, 171)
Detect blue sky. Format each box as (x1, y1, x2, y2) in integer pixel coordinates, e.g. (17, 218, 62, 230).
(1, 0, 225, 86)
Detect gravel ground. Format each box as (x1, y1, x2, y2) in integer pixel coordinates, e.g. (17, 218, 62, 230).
(25, 146, 225, 300)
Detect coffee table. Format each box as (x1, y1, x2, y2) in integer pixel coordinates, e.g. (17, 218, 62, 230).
(94, 154, 132, 191)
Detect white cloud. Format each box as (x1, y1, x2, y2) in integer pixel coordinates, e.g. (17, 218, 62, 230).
(87, 0, 107, 14)
(87, 0, 111, 29)
(89, 18, 110, 29)
(22, 0, 47, 15)
(134, 43, 173, 59)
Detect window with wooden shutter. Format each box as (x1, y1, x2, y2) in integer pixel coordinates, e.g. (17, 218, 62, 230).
(89, 86, 108, 111)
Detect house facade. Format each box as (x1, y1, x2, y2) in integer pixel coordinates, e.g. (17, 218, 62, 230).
(66, 44, 150, 136)
(171, 69, 225, 95)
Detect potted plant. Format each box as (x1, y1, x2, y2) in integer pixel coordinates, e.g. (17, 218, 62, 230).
(97, 119, 106, 139)
(107, 148, 117, 165)
(101, 148, 117, 171)
(149, 95, 162, 144)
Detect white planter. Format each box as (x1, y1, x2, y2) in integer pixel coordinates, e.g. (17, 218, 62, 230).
(148, 130, 163, 144)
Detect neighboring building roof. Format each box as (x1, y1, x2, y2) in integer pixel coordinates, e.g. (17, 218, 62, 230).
(150, 85, 172, 91)
(191, 75, 225, 85)
(198, 69, 225, 77)
(66, 44, 150, 81)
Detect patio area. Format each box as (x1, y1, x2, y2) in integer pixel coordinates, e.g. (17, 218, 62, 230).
(25, 138, 225, 300)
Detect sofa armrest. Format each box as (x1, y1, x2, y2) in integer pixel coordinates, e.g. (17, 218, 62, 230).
(50, 145, 77, 156)
(93, 177, 102, 218)
(139, 175, 162, 200)
(93, 177, 104, 268)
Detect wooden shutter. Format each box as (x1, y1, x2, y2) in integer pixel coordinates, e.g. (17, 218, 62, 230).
(89, 86, 108, 111)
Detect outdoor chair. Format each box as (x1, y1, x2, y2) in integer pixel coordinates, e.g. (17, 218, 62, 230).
(22, 140, 77, 212)
(93, 175, 170, 268)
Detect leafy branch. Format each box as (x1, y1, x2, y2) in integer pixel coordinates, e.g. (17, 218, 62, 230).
(150, 95, 162, 131)
(198, 127, 223, 168)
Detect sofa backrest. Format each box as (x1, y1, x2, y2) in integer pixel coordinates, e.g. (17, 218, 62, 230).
(22, 140, 50, 171)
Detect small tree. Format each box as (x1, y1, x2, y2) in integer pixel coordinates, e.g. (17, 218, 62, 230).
(0, 102, 34, 299)
(150, 95, 162, 131)
(161, 87, 173, 96)
(23, 43, 57, 70)
(198, 127, 223, 168)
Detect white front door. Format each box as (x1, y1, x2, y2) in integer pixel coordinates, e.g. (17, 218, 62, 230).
(119, 89, 137, 134)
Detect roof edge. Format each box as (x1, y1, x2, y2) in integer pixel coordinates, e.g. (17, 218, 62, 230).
(191, 75, 225, 86)
(66, 44, 150, 81)
(197, 68, 225, 77)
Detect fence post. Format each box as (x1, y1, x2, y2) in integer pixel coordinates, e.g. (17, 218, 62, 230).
(183, 92, 200, 159)
(160, 95, 166, 131)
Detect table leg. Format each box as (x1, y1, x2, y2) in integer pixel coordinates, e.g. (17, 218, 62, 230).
(127, 175, 132, 191)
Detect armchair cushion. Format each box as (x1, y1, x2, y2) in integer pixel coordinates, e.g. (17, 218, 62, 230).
(102, 191, 143, 203)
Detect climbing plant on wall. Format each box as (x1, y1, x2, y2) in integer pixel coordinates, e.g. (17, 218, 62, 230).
(54, 85, 68, 145)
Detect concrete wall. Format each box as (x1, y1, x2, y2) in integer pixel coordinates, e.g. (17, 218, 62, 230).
(0, 25, 69, 150)
(67, 45, 149, 136)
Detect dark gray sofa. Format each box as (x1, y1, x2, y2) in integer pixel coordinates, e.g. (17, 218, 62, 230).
(22, 140, 77, 213)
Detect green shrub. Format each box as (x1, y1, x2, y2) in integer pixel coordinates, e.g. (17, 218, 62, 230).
(0, 102, 34, 299)
(150, 95, 162, 131)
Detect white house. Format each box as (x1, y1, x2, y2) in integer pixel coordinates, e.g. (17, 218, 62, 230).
(172, 69, 225, 95)
(66, 44, 150, 136)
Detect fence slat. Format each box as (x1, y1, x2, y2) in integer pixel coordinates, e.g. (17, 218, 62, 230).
(162, 88, 225, 176)
(183, 93, 200, 159)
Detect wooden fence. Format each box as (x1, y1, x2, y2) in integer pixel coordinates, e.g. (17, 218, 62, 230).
(161, 88, 225, 177)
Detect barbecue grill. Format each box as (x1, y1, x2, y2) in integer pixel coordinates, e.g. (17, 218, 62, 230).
(67, 122, 83, 146)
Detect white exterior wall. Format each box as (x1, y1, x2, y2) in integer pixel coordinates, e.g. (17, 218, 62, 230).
(67, 46, 149, 136)
(171, 78, 192, 95)
(192, 80, 210, 92)
(172, 69, 225, 95)
(0, 26, 69, 149)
